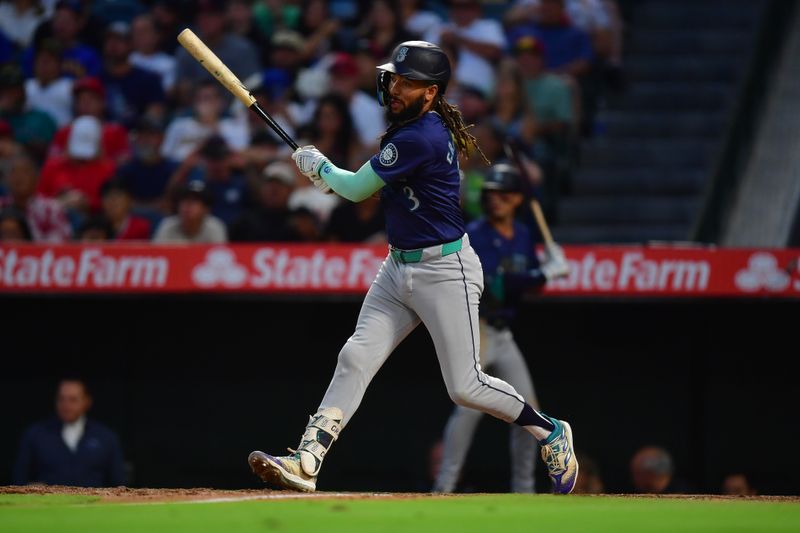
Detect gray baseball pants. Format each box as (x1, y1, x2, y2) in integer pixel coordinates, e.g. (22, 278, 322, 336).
(433, 323, 539, 493)
(318, 234, 527, 429)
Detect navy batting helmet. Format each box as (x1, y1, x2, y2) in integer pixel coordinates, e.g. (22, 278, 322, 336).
(376, 41, 451, 106)
(482, 163, 523, 193)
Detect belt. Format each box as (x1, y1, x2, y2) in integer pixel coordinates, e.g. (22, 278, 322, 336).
(390, 237, 463, 264)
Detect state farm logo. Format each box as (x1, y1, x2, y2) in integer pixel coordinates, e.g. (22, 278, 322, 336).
(192, 248, 248, 287)
(189, 246, 384, 290)
(734, 253, 790, 292)
(0, 248, 168, 288)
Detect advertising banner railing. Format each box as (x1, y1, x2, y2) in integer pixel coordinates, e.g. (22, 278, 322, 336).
(1, 244, 798, 298)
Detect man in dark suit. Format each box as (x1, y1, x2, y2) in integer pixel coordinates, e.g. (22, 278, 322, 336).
(13, 379, 126, 487)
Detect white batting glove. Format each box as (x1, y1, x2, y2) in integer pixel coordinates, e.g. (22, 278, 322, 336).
(310, 175, 332, 194)
(541, 242, 570, 280)
(292, 145, 328, 180)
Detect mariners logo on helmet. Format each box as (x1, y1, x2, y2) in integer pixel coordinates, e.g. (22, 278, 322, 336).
(379, 143, 399, 166)
(396, 46, 409, 62)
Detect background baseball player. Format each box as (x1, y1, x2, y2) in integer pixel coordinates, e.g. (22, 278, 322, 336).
(248, 41, 578, 494)
(433, 163, 569, 493)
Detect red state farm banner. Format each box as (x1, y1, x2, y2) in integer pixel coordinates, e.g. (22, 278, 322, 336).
(542, 246, 799, 297)
(0, 244, 798, 298)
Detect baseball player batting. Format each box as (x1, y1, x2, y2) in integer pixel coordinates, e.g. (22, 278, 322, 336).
(433, 163, 570, 493)
(248, 41, 578, 494)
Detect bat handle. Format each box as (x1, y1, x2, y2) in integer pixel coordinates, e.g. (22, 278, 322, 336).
(250, 102, 298, 151)
(530, 199, 555, 247)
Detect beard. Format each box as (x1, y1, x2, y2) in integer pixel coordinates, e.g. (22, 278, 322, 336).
(385, 94, 427, 125)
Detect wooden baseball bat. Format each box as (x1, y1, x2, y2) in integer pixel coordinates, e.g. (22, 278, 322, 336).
(177, 28, 299, 151)
(503, 140, 556, 247)
(530, 198, 555, 247)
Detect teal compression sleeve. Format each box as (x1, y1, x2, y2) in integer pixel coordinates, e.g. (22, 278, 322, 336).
(318, 160, 385, 202)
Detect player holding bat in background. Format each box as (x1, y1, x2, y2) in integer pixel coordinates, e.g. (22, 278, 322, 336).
(248, 41, 578, 494)
(433, 162, 570, 493)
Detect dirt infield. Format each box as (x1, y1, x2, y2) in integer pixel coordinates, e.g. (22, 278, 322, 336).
(2, 485, 799, 504)
(0, 485, 447, 503)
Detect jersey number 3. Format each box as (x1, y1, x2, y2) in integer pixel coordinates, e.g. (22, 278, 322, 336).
(403, 186, 420, 211)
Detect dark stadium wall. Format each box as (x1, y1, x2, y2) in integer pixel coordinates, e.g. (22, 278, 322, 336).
(1, 296, 797, 495)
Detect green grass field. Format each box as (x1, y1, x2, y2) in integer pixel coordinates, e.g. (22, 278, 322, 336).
(1, 493, 799, 533)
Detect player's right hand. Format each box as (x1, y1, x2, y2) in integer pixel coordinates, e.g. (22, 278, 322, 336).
(542, 243, 570, 280)
(292, 145, 328, 180)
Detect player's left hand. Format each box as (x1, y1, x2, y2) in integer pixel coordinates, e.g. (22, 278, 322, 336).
(542, 243, 570, 280)
(292, 145, 328, 180)
(310, 175, 332, 194)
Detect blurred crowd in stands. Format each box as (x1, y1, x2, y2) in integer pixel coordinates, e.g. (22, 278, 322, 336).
(0, 0, 628, 245)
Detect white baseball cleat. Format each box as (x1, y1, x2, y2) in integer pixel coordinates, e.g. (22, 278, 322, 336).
(248, 407, 343, 493)
(248, 451, 317, 492)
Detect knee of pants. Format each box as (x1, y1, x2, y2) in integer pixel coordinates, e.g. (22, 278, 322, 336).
(447, 384, 482, 409)
(337, 338, 372, 374)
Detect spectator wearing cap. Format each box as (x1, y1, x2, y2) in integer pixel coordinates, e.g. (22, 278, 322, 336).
(0, 64, 57, 161)
(328, 53, 385, 153)
(116, 116, 176, 212)
(424, 0, 505, 97)
(39, 115, 116, 214)
(48, 76, 131, 163)
(168, 135, 250, 227)
(514, 34, 574, 202)
(0, 207, 34, 242)
(100, 178, 151, 240)
(229, 162, 304, 242)
(22, 0, 101, 79)
(25, 39, 74, 128)
(0, 154, 72, 242)
(515, 35, 574, 136)
(249, 32, 304, 146)
(506, 0, 593, 79)
(174, 0, 259, 107)
(129, 14, 176, 93)
(100, 21, 165, 127)
(262, 30, 305, 98)
(0, 0, 48, 49)
(507, 0, 615, 61)
(161, 81, 250, 162)
(152, 181, 226, 243)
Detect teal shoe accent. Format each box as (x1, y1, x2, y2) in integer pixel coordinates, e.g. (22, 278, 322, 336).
(540, 416, 563, 445)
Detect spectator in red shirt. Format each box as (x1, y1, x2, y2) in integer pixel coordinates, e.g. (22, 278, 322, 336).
(101, 178, 150, 241)
(39, 115, 116, 214)
(0, 154, 72, 242)
(48, 77, 131, 163)
(100, 179, 151, 240)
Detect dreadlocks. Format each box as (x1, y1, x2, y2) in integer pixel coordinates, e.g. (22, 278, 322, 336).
(434, 95, 491, 165)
